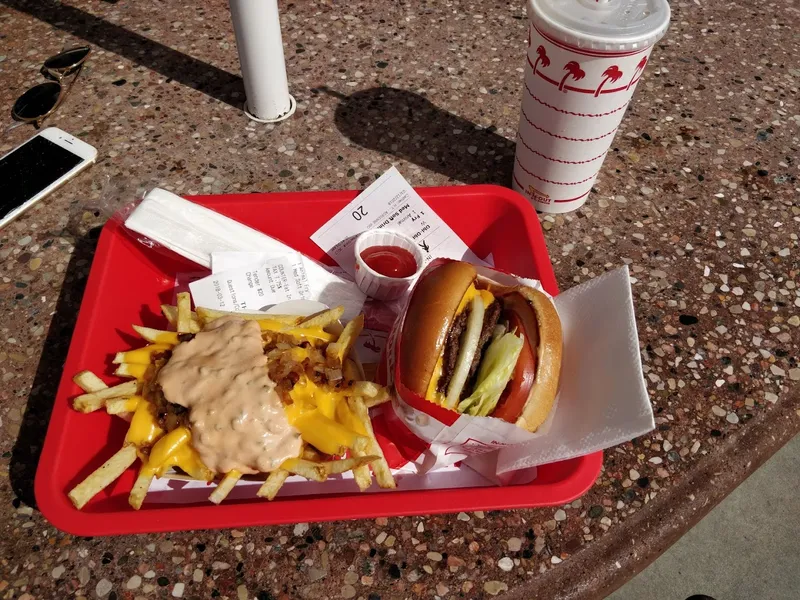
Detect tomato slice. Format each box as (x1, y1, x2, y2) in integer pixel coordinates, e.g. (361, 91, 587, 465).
(491, 306, 538, 423)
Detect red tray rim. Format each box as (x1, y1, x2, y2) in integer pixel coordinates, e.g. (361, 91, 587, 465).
(34, 184, 602, 535)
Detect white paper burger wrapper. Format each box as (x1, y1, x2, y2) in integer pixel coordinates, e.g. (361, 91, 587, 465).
(376, 260, 654, 475)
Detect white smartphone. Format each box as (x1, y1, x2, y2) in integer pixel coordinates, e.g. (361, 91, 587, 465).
(0, 127, 97, 229)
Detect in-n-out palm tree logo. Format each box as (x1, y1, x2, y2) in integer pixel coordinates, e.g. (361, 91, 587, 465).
(626, 56, 648, 90)
(558, 61, 586, 92)
(531, 45, 550, 75)
(594, 65, 623, 96)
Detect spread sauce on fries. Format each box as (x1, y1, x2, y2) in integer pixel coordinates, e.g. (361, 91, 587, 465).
(158, 317, 302, 474)
(67, 297, 395, 511)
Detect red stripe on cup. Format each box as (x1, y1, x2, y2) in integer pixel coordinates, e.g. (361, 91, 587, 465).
(524, 80, 630, 118)
(517, 132, 607, 164)
(512, 172, 592, 204)
(514, 156, 599, 185)
(521, 105, 618, 142)
(553, 190, 591, 203)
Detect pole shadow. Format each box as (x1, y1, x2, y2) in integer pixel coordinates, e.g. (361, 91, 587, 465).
(322, 86, 516, 186)
(2, 0, 245, 108)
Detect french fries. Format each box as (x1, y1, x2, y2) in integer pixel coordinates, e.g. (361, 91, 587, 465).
(105, 397, 140, 415)
(132, 325, 180, 345)
(197, 306, 335, 343)
(302, 445, 324, 461)
(196, 307, 301, 326)
(68, 298, 396, 510)
(354, 381, 391, 408)
(209, 470, 242, 504)
(68, 444, 138, 509)
(257, 468, 290, 500)
(176, 292, 193, 334)
(281, 455, 378, 481)
(326, 314, 364, 365)
(343, 358, 362, 383)
(298, 306, 345, 329)
(113, 344, 170, 365)
(349, 397, 396, 489)
(292, 411, 367, 456)
(280, 458, 327, 482)
(324, 455, 380, 475)
(72, 380, 139, 413)
(350, 436, 373, 492)
(161, 304, 201, 332)
(73, 370, 107, 393)
(114, 363, 148, 380)
(129, 470, 154, 510)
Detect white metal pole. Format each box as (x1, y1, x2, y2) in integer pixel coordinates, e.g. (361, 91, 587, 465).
(229, 0, 296, 123)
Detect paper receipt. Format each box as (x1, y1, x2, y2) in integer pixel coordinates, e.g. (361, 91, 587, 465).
(311, 166, 486, 275)
(189, 256, 304, 312)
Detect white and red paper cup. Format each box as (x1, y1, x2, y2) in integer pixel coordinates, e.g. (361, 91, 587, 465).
(513, 0, 670, 213)
(354, 230, 424, 302)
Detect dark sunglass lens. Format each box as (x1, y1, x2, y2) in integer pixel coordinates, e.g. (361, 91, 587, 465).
(12, 82, 61, 120)
(43, 46, 90, 71)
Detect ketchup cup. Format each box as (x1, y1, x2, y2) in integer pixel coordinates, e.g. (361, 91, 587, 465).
(354, 230, 425, 301)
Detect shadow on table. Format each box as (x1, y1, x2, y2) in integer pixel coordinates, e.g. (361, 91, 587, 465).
(321, 86, 516, 186)
(9, 223, 102, 508)
(2, 0, 245, 108)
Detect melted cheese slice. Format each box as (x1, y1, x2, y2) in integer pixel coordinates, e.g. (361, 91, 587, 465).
(141, 426, 214, 481)
(125, 398, 163, 449)
(424, 285, 494, 404)
(286, 378, 363, 455)
(259, 321, 334, 343)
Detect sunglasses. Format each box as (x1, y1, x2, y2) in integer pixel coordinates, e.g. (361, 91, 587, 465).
(11, 46, 91, 129)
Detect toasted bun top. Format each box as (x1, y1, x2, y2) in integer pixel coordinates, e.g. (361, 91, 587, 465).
(399, 261, 477, 395)
(508, 286, 562, 432)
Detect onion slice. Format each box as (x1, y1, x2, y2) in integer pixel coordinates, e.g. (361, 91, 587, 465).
(444, 296, 485, 408)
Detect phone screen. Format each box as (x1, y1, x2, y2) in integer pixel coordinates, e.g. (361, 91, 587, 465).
(0, 135, 84, 219)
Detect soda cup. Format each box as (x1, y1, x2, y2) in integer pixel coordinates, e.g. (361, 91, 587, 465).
(512, 0, 670, 213)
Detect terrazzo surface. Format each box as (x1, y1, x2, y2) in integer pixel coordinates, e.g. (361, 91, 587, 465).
(1, 1, 798, 599)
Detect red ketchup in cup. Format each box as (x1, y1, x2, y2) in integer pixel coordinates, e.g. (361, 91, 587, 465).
(354, 230, 424, 301)
(360, 245, 418, 279)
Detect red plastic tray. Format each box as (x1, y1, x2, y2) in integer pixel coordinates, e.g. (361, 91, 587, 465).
(35, 185, 603, 535)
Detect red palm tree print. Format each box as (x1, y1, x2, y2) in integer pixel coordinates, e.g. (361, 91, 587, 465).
(558, 61, 586, 92)
(626, 56, 648, 90)
(594, 65, 623, 96)
(532, 45, 550, 75)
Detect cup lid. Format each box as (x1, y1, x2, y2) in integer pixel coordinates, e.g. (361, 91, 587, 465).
(529, 0, 670, 52)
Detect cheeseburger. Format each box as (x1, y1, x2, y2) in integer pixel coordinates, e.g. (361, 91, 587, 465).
(398, 261, 562, 432)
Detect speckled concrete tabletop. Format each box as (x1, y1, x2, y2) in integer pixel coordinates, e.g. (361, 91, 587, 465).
(1, 1, 798, 599)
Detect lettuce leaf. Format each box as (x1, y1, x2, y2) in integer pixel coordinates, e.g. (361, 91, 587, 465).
(457, 332, 524, 416)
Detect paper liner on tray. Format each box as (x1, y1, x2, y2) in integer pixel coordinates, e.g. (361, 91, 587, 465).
(377, 259, 654, 475)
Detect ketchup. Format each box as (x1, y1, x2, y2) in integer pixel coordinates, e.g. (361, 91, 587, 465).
(360, 245, 418, 278)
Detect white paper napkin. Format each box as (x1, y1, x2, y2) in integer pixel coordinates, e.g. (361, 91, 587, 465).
(496, 266, 653, 473)
(124, 188, 366, 320)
